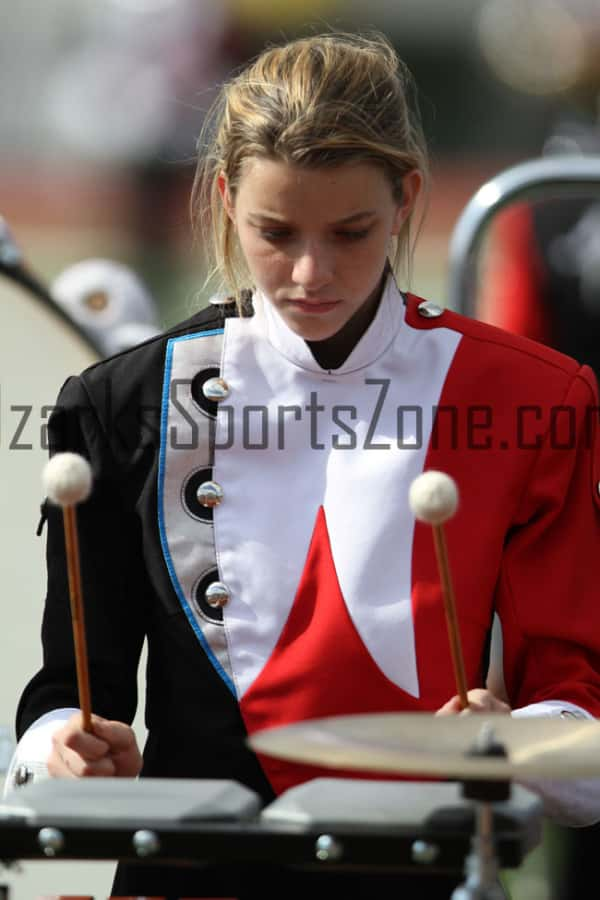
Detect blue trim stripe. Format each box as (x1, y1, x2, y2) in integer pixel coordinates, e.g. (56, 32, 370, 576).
(157, 329, 236, 696)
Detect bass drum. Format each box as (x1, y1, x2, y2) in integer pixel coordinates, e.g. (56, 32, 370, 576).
(0, 279, 147, 899)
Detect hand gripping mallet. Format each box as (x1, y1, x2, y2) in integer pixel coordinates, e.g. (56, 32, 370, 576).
(42, 452, 93, 732)
(409, 470, 469, 710)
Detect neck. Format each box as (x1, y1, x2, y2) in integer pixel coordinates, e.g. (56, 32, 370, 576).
(307, 276, 386, 370)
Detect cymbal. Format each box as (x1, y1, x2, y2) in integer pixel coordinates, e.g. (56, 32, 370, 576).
(248, 712, 600, 780)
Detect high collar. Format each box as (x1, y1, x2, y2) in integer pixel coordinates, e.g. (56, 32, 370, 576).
(253, 274, 406, 375)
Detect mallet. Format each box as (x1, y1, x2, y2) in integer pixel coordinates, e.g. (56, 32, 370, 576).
(42, 452, 93, 732)
(409, 470, 469, 710)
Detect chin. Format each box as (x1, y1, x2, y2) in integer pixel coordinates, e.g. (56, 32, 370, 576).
(280, 309, 346, 340)
(286, 320, 340, 342)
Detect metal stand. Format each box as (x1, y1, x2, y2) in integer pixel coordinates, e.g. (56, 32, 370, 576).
(451, 801, 505, 899)
(451, 723, 510, 900)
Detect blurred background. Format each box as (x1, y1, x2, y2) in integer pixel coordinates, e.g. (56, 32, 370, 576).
(2, 1, 600, 897)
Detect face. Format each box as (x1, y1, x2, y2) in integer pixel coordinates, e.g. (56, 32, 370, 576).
(219, 158, 420, 342)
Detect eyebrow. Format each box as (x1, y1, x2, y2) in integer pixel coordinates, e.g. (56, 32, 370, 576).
(247, 210, 377, 226)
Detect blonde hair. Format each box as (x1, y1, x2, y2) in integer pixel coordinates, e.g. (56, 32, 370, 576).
(192, 31, 429, 301)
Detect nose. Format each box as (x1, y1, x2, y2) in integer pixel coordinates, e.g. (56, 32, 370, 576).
(291, 242, 333, 290)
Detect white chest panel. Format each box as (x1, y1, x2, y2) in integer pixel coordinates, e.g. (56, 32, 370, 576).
(214, 298, 461, 699)
(158, 327, 236, 693)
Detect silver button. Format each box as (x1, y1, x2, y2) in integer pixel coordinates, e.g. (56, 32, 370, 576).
(209, 294, 236, 306)
(14, 764, 32, 786)
(133, 829, 161, 857)
(196, 481, 224, 508)
(596, 480, 600, 497)
(202, 377, 230, 401)
(315, 834, 344, 862)
(38, 827, 65, 857)
(417, 300, 444, 318)
(205, 581, 231, 608)
(411, 840, 440, 864)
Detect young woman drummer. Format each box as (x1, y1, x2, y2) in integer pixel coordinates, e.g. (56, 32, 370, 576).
(7, 30, 600, 899)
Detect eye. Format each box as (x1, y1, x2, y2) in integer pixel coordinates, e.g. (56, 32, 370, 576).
(259, 229, 292, 242)
(335, 229, 371, 241)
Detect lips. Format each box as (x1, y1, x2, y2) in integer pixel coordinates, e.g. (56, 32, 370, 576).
(286, 298, 341, 314)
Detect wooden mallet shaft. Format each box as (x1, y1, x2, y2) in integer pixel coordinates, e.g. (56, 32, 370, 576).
(432, 524, 469, 710)
(43, 452, 94, 733)
(62, 504, 93, 732)
(409, 470, 469, 710)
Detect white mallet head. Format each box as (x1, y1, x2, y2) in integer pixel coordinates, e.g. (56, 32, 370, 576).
(43, 452, 92, 507)
(409, 470, 459, 525)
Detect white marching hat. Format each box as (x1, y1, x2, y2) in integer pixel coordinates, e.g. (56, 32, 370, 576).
(51, 258, 161, 356)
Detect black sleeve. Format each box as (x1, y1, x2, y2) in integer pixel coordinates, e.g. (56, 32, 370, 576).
(16, 374, 148, 736)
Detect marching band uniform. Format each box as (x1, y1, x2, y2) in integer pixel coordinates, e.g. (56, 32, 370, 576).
(7, 275, 600, 895)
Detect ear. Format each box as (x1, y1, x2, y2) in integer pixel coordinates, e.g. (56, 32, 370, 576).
(391, 169, 423, 235)
(217, 172, 236, 224)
